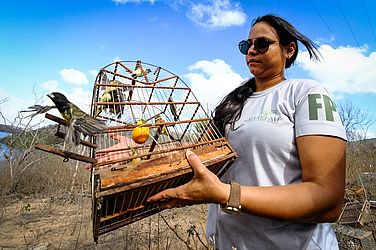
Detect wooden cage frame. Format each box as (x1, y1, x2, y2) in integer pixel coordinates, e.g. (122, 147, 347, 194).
(88, 60, 237, 241)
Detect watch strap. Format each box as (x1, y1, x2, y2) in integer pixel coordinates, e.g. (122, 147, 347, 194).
(221, 181, 241, 214)
(228, 181, 241, 209)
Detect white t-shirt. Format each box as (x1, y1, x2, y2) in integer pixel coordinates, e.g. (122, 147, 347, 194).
(207, 79, 347, 250)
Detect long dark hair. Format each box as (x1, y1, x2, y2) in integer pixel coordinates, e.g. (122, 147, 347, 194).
(213, 14, 321, 135)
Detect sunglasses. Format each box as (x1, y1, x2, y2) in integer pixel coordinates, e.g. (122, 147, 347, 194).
(238, 37, 278, 55)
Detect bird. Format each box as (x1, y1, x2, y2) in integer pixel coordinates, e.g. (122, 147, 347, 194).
(21, 104, 55, 118)
(132, 68, 151, 78)
(155, 114, 176, 141)
(96, 85, 125, 118)
(47, 92, 107, 146)
(168, 97, 179, 121)
(131, 61, 152, 78)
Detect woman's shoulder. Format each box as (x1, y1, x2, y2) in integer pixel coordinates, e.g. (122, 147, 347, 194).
(284, 78, 327, 95)
(286, 78, 320, 89)
(279, 79, 333, 107)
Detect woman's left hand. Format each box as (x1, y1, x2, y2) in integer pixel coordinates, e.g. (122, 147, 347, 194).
(147, 150, 230, 209)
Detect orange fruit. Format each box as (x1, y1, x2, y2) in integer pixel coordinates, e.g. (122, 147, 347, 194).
(132, 120, 149, 144)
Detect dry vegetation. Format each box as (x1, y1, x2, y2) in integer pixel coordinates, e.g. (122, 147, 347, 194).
(1, 139, 376, 249)
(0, 99, 375, 249)
(336, 139, 376, 250)
(346, 139, 376, 181)
(0, 151, 211, 249)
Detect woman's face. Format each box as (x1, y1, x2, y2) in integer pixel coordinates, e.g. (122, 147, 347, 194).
(246, 22, 289, 82)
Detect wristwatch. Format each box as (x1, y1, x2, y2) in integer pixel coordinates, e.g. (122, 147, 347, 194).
(221, 181, 242, 214)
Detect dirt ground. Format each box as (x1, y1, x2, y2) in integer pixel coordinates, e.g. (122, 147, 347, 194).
(0, 195, 211, 250)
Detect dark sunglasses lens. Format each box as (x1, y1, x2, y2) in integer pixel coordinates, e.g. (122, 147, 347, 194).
(254, 38, 270, 54)
(238, 40, 249, 55)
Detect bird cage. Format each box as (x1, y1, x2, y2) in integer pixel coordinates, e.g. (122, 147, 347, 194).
(89, 60, 237, 241)
(359, 172, 376, 207)
(338, 200, 371, 227)
(334, 224, 376, 250)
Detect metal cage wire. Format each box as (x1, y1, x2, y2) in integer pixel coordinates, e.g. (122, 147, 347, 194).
(88, 60, 237, 241)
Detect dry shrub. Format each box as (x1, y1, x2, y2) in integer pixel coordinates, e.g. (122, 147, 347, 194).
(0, 149, 90, 198)
(346, 139, 376, 183)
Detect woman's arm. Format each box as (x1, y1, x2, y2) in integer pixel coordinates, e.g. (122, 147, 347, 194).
(147, 135, 346, 223)
(239, 135, 346, 222)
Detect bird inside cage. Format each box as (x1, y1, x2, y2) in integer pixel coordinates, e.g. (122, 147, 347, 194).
(89, 61, 237, 242)
(96, 85, 126, 118)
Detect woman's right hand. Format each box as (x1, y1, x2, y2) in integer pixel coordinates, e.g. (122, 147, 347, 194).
(147, 150, 230, 209)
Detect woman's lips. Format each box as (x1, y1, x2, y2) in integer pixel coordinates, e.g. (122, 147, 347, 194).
(248, 59, 261, 66)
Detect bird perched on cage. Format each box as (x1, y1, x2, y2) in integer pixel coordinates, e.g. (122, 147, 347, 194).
(131, 68, 151, 78)
(155, 114, 176, 141)
(168, 97, 179, 121)
(131, 61, 151, 78)
(47, 92, 107, 146)
(21, 104, 56, 118)
(96, 86, 125, 118)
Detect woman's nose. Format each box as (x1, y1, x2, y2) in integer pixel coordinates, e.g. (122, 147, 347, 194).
(247, 44, 257, 55)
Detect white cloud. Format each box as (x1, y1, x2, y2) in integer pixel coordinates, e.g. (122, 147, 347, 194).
(39, 79, 92, 114)
(0, 87, 92, 129)
(59, 69, 89, 85)
(0, 88, 51, 128)
(165, 0, 185, 11)
(112, 0, 246, 29)
(40, 80, 60, 93)
(184, 59, 245, 111)
(315, 35, 336, 45)
(296, 45, 376, 94)
(112, 0, 156, 4)
(68, 88, 93, 113)
(187, 0, 246, 29)
(0, 89, 28, 121)
(0, 68, 94, 129)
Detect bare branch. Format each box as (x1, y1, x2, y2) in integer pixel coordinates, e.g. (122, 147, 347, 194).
(0, 94, 55, 194)
(337, 99, 376, 141)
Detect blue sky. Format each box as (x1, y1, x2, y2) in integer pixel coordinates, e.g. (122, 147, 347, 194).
(0, 0, 375, 137)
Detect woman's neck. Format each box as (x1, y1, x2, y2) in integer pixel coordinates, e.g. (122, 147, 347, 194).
(255, 74, 286, 92)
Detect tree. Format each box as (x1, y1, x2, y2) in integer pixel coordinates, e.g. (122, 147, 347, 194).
(0, 98, 54, 194)
(337, 99, 376, 141)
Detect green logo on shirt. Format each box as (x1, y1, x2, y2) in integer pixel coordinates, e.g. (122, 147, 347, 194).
(308, 94, 337, 121)
(247, 108, 280, 123)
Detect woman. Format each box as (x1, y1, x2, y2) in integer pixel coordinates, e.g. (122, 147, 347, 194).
(148, 14, 347, 249)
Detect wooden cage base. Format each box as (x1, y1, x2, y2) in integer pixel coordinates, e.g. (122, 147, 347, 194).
(92, 140, 236, 241)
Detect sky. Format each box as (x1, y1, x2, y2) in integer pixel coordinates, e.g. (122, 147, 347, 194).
(0, 0, 375, 138)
